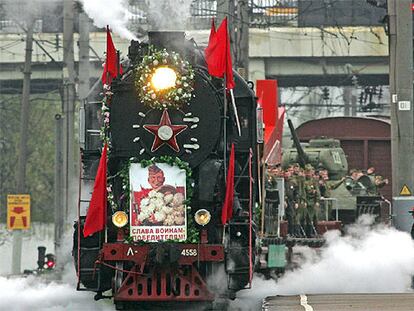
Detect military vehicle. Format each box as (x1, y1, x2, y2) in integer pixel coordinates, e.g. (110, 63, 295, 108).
(281, 119, 389, 224)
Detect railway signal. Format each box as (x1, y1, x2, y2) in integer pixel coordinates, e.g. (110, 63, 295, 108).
(45, 254, 56, 269)
(37, 246, 46, 270)
(23, 246, 56, 275)
(37, 246, 56, 271)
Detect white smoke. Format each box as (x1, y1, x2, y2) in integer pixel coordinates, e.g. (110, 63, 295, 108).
(147, 0, 193, 31)
(0, 221, 111, 310)
(0, 276, 112, 311)
(80, 0, 194, 38)
(277, 216, 414, 294)
(80, 0, 137, 40)
(0, 182, 110, 310)
(230, 215, 414, 310)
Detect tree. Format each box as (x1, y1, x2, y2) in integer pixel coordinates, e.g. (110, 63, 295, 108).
(0, 92, 60, 222)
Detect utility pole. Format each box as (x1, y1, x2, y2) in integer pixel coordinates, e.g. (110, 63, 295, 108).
(216, 0, 231, 25)
(343, 87, 357, 116)
(78, 10, 90, 153)
(351, 94, 357, 116)
(62, 0, 76, 225)
(78, 11, 90, 102)
(54, 114, 64, 252)
(216, 0, 249, 80)
(388, 0, 414, 196)
(217, 0, 236, 60)
(234, 0, 249, 79)
(343, 87, 351, 116)
(13, 18, 34, 275)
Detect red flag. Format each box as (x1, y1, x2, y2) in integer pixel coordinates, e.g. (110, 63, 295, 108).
(205, 17, 235, 89)
(83, 143, 108, 237)
(101, 26, 123, 85)
(221, 143, 235, 224)
(264, 106, 286, 165)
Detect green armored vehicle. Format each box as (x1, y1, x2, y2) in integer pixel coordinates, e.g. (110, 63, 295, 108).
(282, 120, 388, 224)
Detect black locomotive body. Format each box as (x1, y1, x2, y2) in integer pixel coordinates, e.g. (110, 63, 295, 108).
(73, 32, 260, 309)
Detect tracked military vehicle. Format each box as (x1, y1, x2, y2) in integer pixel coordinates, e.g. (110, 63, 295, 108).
(282, 119, 389, 224)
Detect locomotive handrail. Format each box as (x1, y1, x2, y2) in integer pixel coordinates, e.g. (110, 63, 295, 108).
(320, 197, 338, 221)
(248, 148, 253, 287)
(76, 152, 82, 290)
(93, 260, 144, 276)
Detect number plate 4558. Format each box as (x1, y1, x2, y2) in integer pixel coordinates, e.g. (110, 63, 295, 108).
(181, 248, 198, 256)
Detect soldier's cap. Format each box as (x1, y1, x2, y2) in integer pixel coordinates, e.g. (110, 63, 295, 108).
(409, 208, 414, 215)
(304, 164, 314, 171)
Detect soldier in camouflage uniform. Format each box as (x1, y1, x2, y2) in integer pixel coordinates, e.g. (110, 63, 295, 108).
(365, 166, 389, 195)
(284, 166, 296, 236)
(304, 164, 320, 237)
(289, 164, 307, 237)
(318, 168, 331, 220)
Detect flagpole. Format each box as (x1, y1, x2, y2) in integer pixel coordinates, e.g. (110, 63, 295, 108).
(105, 25, 110, 86)
(222, 18, 229, 245)
(223, 83, 227, 180)
(116, 50, 120, 79)
(222, 50, 228, 245)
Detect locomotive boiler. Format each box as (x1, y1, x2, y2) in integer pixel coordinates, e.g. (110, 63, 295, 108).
(73, 31, 260, 310)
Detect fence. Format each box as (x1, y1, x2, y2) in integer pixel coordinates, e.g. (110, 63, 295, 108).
(0, 0, 385, 34)
(0, 0, 299, 34)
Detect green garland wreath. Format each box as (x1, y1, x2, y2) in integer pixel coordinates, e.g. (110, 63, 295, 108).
(111, 156, 199, 244)
(134, 47, 195, 110)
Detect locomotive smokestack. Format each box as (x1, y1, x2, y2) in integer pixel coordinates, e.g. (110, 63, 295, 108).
(148, 31, 186, 55)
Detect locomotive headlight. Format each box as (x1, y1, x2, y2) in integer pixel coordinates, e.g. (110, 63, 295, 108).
(194, 209, 211, 226)
(151, 67, 177, 91)
(112, 211, 128, 228)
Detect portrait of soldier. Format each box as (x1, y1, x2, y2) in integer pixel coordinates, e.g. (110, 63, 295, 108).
(130, 164, 185, 226)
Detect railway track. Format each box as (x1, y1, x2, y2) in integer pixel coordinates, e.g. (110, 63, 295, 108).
(262, 293, 414, 311)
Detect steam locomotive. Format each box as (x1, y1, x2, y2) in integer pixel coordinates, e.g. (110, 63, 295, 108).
(73, 31, 261, 310)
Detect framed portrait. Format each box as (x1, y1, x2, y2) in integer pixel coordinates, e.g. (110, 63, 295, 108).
(129, 162, 187, 242)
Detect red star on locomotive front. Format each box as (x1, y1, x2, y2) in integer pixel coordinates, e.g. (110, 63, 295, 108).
(143, 109, 188, 152)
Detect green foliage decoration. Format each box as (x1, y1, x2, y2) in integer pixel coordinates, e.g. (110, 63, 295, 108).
(134, 46, 195, 110)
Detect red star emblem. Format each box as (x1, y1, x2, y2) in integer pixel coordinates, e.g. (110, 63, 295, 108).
(143, 109, 188, 152)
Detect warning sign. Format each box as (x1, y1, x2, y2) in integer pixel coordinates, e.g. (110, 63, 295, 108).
(400, 185, 412, 196)
(7, 194, 30, 230)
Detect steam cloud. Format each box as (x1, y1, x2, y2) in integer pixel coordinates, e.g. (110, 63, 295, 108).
(230, 215, 414, 310)
(80, 0, 193, 40)
(80, 0, 137, 40)
(0, 276, 112, 311)
(147, 0, 193, 30)
(0, 182, 105, 310)
(0, 223, 111, 310)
